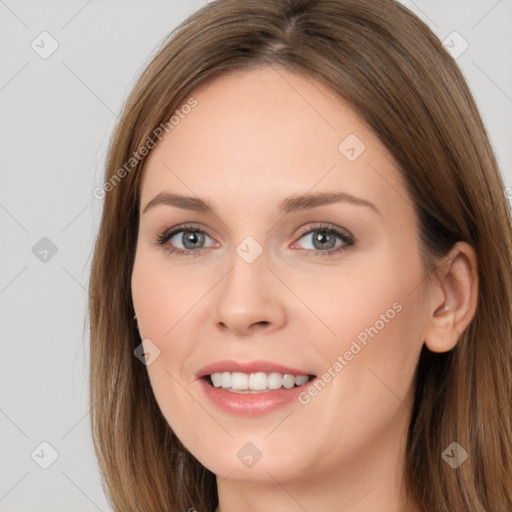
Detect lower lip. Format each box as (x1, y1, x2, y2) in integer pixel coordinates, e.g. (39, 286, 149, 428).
(198, 377, 317, 416)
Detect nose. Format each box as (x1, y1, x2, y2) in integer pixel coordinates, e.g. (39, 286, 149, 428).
(213, 247, 287, 336)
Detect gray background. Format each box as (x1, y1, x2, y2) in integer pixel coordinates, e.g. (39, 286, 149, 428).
(0, 0, 510, 510)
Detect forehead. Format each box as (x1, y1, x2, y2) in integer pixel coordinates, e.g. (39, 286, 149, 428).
(139, 66, 411, 223)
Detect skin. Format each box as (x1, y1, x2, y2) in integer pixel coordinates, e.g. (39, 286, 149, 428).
(131, 65, 478, 512)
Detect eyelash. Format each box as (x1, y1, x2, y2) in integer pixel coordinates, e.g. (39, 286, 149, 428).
(152, 222, 355, 258)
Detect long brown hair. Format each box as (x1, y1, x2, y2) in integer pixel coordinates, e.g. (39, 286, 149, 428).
(88, 0, 512, 510)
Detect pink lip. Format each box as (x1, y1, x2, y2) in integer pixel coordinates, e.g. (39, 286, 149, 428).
(198, 378, 317, 416)
(195, 359, 317, 416)
(195, 359, 314, 379)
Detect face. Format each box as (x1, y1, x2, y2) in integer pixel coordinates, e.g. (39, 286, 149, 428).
(131, 66, 432, 484)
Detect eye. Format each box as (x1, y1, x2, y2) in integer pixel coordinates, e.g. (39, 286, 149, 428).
(292, 223, 354, 256)
(152, 223, 217, 257)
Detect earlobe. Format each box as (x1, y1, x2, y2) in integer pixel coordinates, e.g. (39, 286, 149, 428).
(423, 242, 479, 353)
(425, 305, 457, 352)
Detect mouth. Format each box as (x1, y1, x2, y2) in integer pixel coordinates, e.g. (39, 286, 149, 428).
(202, 371, 316, 394)
(196, 361, 319, 415)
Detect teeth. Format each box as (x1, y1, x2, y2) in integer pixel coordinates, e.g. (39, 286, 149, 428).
(209, 371, 311, 393)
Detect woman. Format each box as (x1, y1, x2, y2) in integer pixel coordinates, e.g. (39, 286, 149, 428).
(88, 0, 512, 510)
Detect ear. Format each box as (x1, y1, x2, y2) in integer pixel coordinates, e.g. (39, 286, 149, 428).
(424, 241, 479, 353)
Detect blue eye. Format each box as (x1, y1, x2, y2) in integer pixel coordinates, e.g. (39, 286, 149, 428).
(293, 223, 354, 255)
(153, 222, 354, 257)
(153, 223, 217, 257)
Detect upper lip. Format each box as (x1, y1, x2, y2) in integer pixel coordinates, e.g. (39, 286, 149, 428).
(196, 359, 316, 379)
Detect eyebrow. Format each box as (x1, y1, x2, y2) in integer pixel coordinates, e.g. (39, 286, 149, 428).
(142, 191, 381, 216)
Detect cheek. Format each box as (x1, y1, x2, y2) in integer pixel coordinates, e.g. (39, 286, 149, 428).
(304, 264, 415, 352)
(131, 253, 213, 410)
(306, 248, 426, 396)
(131, 257, 203, 434)
(131, 252, 205, 342)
